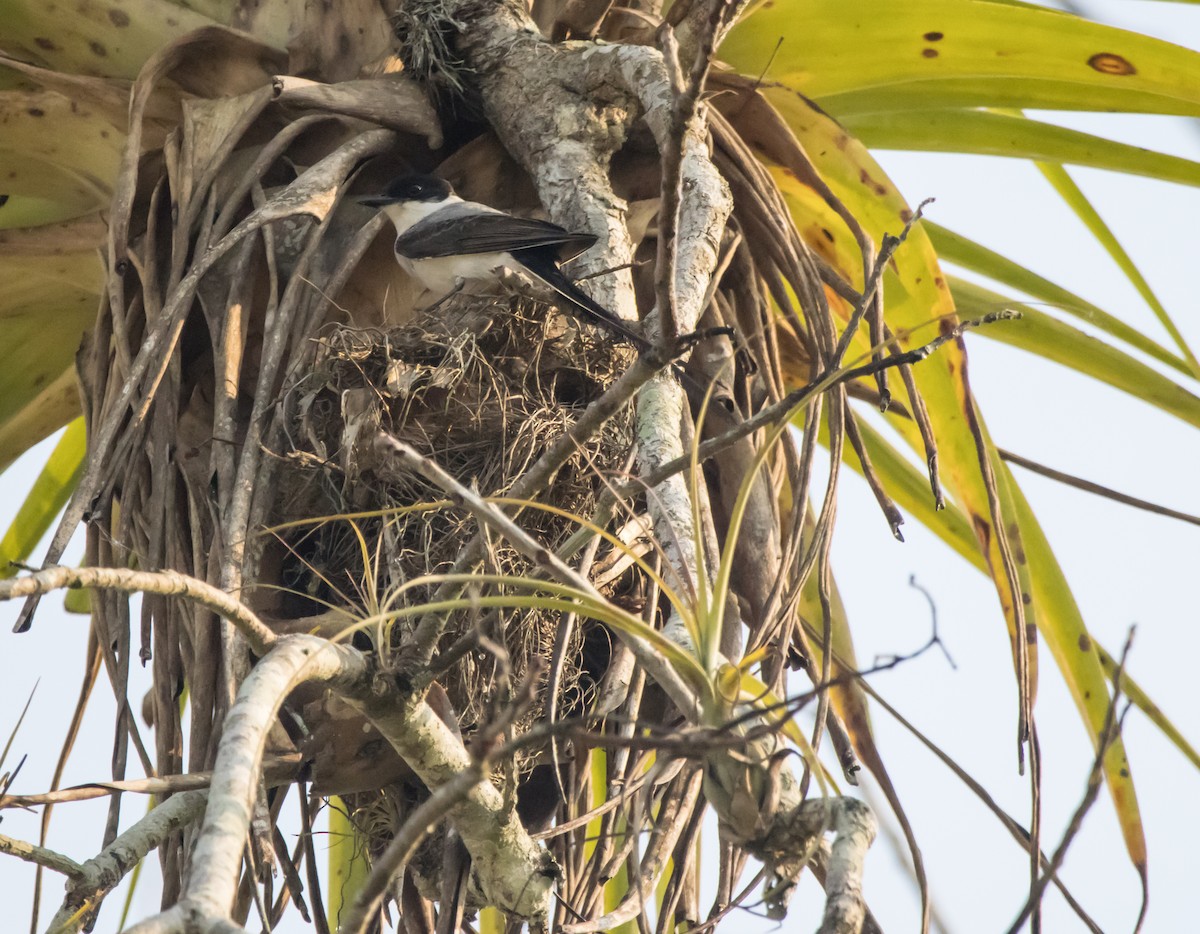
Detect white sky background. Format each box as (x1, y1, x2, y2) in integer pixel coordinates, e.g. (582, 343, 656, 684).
(1, 1, 1199, 932)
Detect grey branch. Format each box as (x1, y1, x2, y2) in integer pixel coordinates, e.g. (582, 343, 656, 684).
(0, 566, 277, 654)
(0, 834, 83, 877)
(47, 791, 209, 933)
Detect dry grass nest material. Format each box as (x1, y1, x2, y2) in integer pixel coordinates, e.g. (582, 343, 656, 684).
(282, 292, 639, 742)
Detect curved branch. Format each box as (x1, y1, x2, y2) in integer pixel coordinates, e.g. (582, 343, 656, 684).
(48, 791, 209, 933)
(0, 566, 278, 654)
(119, 628, 550, 928)
(183, 636, 366, 917)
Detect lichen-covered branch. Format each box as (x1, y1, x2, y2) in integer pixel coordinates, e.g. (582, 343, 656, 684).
(716, 756, 876, 928)
(180, 637, 366, 919)
(0, 566, 276, 654)
(340, 673, 557, 920)
(87, 623, 551, 932)
(48, 791, 209, 933)
(0, 834, 83, 877)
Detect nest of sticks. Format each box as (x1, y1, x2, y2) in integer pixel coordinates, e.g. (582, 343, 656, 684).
(276, 290, 639, 748)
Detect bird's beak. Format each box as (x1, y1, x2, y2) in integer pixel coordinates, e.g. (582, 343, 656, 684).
(355, 194, 399, 207)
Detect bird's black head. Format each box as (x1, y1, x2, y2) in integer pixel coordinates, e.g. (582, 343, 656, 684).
(357, 174, 453, 207)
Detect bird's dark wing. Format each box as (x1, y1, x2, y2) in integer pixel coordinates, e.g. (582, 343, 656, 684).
(395, 205, 598, 260)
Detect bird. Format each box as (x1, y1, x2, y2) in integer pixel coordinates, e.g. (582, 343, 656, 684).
(357, 173, 654, 353)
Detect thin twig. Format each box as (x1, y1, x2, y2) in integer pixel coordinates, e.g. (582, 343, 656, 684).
(558, 313, 1007, 569)
(860, 678, 1104, 932)
(894, 354, 943, 508)
(632, 311, 1018, 501)
(843, 403, 905, 540)
(0, 756, 302, 810)
(299, 787, 332, 934)
(1001, 448, 1200, 527)
(871, 576, 956, 671)
(831, 200, 932, 374)
(1005, 628, 1138, 934)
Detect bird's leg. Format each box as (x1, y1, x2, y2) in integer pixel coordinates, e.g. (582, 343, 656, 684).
(417, 278, 466, 314)
(672, 325, 737, 358)
(496, 266, 542, 302)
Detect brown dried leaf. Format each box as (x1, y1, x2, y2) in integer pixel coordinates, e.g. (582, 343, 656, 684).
(303, 694, 413, 796)
(0, 214, 108, 256)
(273, 75, 442, 147)
(282, 0, 395, 83)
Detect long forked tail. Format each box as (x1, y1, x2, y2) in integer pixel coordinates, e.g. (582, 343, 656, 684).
(517, 250, 722, 400)
(516, 250, 654, 353)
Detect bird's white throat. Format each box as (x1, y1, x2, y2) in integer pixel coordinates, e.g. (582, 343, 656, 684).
(380, 194, 464, 235)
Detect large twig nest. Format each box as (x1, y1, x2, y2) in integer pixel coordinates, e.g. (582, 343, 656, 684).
(277, 289, 637, 746)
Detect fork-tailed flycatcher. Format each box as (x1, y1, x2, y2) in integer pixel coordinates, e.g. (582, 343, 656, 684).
(357, 173, 653, 352)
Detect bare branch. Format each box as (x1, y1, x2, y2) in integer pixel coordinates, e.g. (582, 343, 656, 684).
(0, 566, 277, 654)
(0, 834, 83, 877)
(1001, 448, 1200, 527)
(48, 791, 209, 933)
(183, 637, 365, 919)
(551, 311, 1018, 562)
(0, 756, 301, 810)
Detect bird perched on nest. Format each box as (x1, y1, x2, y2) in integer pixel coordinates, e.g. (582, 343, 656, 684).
(358, 173, 654, 352)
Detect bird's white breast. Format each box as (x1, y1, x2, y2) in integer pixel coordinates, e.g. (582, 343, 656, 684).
(395, 251, 515, 295)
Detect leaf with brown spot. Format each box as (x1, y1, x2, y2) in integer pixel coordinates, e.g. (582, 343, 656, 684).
(720, 69, 1152, 878)
(0, 0, 224, 79)
(0, 89, 124, 210)
(722, 0, 1200, 117)
(281, 0, 396, 83)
